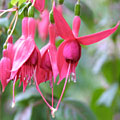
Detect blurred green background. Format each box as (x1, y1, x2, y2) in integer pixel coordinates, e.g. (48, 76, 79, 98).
(0, 0, 120, 120)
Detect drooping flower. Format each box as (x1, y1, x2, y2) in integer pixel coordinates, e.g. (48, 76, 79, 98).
(8, 17, 43, 107)
(38, 9, 49, 41)
(40, 23, 58, 85)
(0, 36, 13, 92)
(31, 0, 45, 12)
(53, 5, 120, 84)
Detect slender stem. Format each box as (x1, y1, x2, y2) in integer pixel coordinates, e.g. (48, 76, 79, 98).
(0, 8, 16, 16)
(5, 11, 18, 45)
(52, 82, 54, 107)
(51, 0, 54, 9)
(32, 0, 36, 6)
(34, 72, 52, 109)
(56, 63, 71, 110)
(12, 77, 17, 108)
(9, 11, 17, 30)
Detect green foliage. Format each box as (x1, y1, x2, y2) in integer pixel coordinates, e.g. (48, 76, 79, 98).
(0, 0, 120, 120)
(102, 59, 120, 84)
(11, 0, 26, 6)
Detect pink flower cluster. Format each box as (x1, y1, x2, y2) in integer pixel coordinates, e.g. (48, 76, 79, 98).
(0, 0, 119, 116)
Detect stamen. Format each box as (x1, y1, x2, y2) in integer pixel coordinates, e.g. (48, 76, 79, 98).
(51, 107, 57, 118)
(51, 80, 54, 107)
(12, 76, 17, 108)
(11, 102, 15, 108)
(71, 72, 76, 83)
(56, 63, 71, 110)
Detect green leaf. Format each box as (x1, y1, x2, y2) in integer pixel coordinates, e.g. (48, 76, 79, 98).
(55, 39, 64, 48)
(11, 0, 27, 6)
(102, 59, 120, 84)
(0, 17, 9, 28)
(31, 104, 47, 120)
(97, 83, 118, 107)
(15, 86, 40, 104)
(18, 0, 27, 6)
(80, 2, 95, 29)
(14, 106, 32, 120)
(55, 99, 97, 120)
(91, 88, 113, 120)
(11, 0, 19, 6)
(18, 2, 31, 15)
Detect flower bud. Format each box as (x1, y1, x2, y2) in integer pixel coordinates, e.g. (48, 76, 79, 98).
(49, 10, 54, 23)
(74, 1, 80, 16)
(28, 6, 34, 17)
(58, 0, 64, 5)
(63, 41, 81, 63)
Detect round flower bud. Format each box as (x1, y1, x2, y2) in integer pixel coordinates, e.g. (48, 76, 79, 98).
(63, 41, 81, 63)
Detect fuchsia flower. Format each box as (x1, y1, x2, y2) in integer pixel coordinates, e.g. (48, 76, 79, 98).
(8, 17, 43, 107)
(40, 23, 58, 85)
(0, 36, 13, 92)
(31, 0, 45, 12)
(38, 9, 49, 41)
(53, 6, 120, 84)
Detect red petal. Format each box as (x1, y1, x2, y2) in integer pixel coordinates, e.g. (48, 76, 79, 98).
(57, 41, 70, 84)
(77, 22, 120, 45)
(8, 36, 13, 44)
(22, 17, 28, 38)
(28, 18, 36, 38)
(72, 16, 81, 37)
(0, 53, 11, 92)
(38, 10, 49, 41)
(35, 66, 46, 84)
(49, 45, 58, 83)
(49, 23, 56, 45)
(31, 0, 45, 12)
(40, 43, 50, 57)
(7, 43, 14, 62)
(53, 5, 75, 40)
(11, 38, 35, 72)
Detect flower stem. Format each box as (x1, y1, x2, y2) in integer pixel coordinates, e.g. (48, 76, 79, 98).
(12, 77, 17, 108)
(8, 11, 17, 31)
(5, 11, 18, 45)
(56, 63, 71, 110)
(0, 8, 16, 17)
(32, 0, 36, 6)
(34, 73, 52, 109)
(52, 82, 54, 107)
